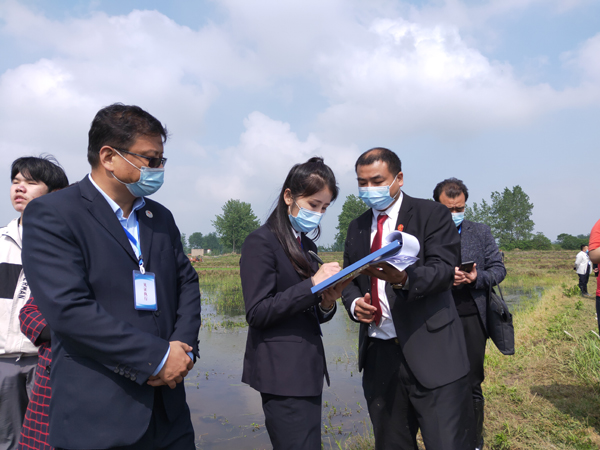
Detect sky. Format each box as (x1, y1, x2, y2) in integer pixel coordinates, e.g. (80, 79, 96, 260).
(0, 0, 598, 246)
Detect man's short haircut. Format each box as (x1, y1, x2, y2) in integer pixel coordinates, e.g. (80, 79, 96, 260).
(355, 147, 402, 176)
(582, 244, 588, 251)
(433, 177, 469, 203)
(87, 103, 168, 167)
(11, 155, 69, 192)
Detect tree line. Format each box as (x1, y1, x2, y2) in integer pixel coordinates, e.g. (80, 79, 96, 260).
(181, 187, 589, 255)
(181, 199, 261, 255)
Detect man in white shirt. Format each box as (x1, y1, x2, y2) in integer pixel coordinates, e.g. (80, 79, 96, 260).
(342, 148, 473, 450)
(574, 244, 592, 297)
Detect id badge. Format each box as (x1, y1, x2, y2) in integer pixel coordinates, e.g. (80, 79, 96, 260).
(133, 270, 158, 311)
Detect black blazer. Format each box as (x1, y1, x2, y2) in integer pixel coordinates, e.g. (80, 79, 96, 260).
(240, 224, 336, 397)
(457, 220, 507, 327)
(21, 176, 201, 449)
(342, 193, 469, 389)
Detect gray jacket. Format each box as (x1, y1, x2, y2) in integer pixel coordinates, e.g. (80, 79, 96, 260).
(459, 220, 506, 329)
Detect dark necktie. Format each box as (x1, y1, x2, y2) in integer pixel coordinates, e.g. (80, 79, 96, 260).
(370, 214, 388, 326)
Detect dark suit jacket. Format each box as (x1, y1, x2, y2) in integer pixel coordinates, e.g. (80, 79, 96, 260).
(240, 224, 336, 397)
(21, 176, 201, 449)
(457, 220, 506, 327)
(342, 193, 469, 389)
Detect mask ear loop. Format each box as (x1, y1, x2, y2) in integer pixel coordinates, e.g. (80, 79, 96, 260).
(390, 174, 401, 201)
(113, 149, 142, 172)
(111, 149, 142, 186)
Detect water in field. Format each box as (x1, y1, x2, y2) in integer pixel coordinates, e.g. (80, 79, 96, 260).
(186, 286, 368, 450)
(502, 286, 544, 311)
(187, 277, 544, 448)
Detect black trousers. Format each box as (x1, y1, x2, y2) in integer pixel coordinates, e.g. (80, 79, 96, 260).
(460, 313, 487, 402)
(362, 338, 474, 450)
(261, 393, 322, 450)
(57, 389, 195, 450)
(579, 273, 590, 295)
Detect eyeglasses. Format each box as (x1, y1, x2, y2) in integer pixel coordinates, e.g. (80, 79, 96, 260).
(114, 148, 167, 168)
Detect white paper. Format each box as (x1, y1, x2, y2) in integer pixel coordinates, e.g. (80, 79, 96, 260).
(379, 231, 420, 271)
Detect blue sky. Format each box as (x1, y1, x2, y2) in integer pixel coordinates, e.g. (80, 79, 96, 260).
(1, 0, 598, 246)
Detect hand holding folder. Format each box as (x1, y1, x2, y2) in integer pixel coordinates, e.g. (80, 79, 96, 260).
(311, 231, 420, 295)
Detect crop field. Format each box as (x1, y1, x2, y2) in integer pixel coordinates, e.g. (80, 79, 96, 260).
(193, 249, 600, 449)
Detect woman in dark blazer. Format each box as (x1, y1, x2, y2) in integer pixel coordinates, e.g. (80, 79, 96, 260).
(240, 157, 347, 449)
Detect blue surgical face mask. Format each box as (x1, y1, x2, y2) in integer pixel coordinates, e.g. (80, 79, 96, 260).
(358, 175, 399, 211)
(289, 202, 323, 233)
(113, 150, 165, 197)
(452, 212, 465, 227)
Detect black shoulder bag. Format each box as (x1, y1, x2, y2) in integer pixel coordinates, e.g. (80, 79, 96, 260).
(487, 274, 515, 355)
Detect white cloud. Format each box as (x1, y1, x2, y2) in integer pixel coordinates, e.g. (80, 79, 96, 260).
(314, 18, 549, 141)
(195, 111, 357, 205)
(563, 32, 600, 83)
(0, 0, 598, 241)
(154, 111, 358, 242)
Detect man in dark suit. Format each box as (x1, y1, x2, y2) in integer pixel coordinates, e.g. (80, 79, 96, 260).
(434, 177, 506, 450)
(342, 148, 473, 449)
(21, 104, 201, 450)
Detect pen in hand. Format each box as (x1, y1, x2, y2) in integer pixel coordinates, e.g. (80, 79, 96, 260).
(308, 250, 324, 265)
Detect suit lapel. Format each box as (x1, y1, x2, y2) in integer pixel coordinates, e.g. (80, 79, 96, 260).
(357, 210, 372, 258)
(80, 176, 138, 264)
(138, 206, 154, 269)
(299, 234, 318, 275)
(395, 192, 414, 232)
(389, 193, 414, 313)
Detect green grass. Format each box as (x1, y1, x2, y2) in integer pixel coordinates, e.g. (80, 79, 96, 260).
(343, 249, 600, 450)
(194, 249, 600, 449)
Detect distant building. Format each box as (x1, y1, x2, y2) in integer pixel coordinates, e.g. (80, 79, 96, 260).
(191, 248, 204, 257)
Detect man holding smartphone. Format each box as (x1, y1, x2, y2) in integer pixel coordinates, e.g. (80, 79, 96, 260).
(434, 178, 506, 450)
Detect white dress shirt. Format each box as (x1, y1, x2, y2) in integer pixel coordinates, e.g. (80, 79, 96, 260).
(351, 192, 404, 340)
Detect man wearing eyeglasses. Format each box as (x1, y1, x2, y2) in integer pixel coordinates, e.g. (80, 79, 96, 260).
(21, 103, 201, 450)
(434, 177, 506, 450)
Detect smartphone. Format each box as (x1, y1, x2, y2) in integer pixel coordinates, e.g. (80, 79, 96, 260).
(459, 261, 475, 273)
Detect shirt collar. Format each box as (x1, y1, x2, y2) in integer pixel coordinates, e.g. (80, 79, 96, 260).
(88, 174, 145, 219)
(371, 191, 403, 220)
(290, 226, 301, 240)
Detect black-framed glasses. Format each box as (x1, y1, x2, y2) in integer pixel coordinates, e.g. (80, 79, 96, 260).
(114, 148, 167, 168)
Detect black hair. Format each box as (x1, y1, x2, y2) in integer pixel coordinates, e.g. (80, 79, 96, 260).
(87, 103, 168, 167)
(267, 157, 339, 279)
(433, 177, 469, 202)
(11, 155, 69, 192)
(355, 147, 401, 176)
(582, 244, 588, 251)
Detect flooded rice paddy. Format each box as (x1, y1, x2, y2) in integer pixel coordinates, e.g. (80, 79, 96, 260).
(187, 272, 540, 449)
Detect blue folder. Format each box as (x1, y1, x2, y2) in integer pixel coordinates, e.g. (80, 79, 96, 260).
(311, 240, 402, 295)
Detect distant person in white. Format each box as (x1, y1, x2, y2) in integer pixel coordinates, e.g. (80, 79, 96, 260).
(574, 244, 592, 297)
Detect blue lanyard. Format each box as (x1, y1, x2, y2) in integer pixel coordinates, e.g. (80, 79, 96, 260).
(122, 226, 145, 274)
(458, 224, 462, 235)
